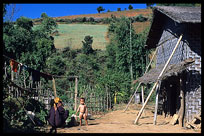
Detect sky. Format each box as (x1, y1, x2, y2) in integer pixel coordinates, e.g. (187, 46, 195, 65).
(5, 4, 149, 21)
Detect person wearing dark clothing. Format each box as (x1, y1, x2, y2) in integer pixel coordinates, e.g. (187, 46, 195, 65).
(48, 97, 69, 133)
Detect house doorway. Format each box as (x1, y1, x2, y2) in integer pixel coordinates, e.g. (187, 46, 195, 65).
(160, 75, 181, 117)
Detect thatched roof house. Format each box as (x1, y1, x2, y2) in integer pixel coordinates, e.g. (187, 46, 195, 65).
(135, 6, 201, 125)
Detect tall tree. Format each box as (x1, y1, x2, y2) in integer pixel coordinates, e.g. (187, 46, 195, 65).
(97, 6, 105, 13)
(128, 5, 133, 10)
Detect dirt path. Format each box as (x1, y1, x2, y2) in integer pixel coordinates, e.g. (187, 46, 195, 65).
(45, 103, 200, 133)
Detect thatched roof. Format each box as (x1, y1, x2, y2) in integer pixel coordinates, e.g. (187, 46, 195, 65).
(155, 6, 201, 23)
(133, 58, 195, 84)
(145, 6, 201, 49)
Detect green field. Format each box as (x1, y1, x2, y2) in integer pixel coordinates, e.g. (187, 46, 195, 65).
(54, 24, 109, 50)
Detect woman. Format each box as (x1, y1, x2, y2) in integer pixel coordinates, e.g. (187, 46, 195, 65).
(48, 97, 69, 133)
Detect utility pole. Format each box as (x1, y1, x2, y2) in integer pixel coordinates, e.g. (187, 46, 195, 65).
(130, 20, 133, 81)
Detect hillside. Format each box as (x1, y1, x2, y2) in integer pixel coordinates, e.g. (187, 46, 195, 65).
(50, 8, 152, 49)
(53, 24, 108, 49)
(54, 8, 152, 20)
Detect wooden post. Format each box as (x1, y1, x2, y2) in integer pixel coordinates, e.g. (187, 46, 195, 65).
(74, 77, 78, 111)
(103, 95, 105, 112)
(39, 81, 42, 102)
(106, 85, 108, 110)
(11, 67, 14, 97)
(179, 75, 184, 127)
(130, 21, 133, 81)
(95, 92, 96, 113)
(141, 85, 146, 116)
(52, 77, 57, 98)
(23, 69, 26, 88)
(124, 47, 158, 112)
(153, 83, 160, 125)
(134, 35, 183, 124)
(109, 91, 111, 109)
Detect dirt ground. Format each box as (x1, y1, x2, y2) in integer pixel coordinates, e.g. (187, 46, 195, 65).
(44, 103, 201, 133)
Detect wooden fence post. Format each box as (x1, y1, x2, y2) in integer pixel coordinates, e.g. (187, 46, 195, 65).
(11, 67, 14, 97)
(109, 91, 111, 109)
(52, 77, 57, 98)
(106, 85, 108, 110)
(134, 35, 183, 124)
(74, 77, 78, 111)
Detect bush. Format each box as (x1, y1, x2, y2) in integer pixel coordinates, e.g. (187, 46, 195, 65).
(87, 17, 95, 22)
(3, 97, 40, 132)
(134, 14, 148, 22)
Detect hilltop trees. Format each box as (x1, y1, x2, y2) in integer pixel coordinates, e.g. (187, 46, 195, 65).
(97, 6, 105, 13)
(128, 5, 133, 10)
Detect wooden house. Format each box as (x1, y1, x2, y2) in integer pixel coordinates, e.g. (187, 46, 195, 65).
(136, 6, 201, 125)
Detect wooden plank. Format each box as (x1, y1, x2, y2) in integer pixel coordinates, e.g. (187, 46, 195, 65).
(134, 35, 183, 124)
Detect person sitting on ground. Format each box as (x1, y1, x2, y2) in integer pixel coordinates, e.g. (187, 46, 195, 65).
(75, 97, 88, 126)
(48, 97, 69, 133)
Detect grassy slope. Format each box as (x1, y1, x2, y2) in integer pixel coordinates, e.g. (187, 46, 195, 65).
(52, 8, 152, 50)
(54, 24, 108, 50)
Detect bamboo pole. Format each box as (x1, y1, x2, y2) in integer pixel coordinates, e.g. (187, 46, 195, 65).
(134, 35, 183, 124)
(141, 85, 146, 116)
(153, 83, 160, 125)
(124, 47, 158, 112)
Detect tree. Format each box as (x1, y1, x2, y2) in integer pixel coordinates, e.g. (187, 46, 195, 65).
(97, 6, 105, 13)
(16, 17, 33, 30)
(146, 3, 154, 8)
(128, 5, 133, 10)
(40, 13, 58, 35)
(3, 4, 9, 18)
(82, 35, 94, 55)
(107, 16, 148, 80)
(3, 4, 20, 22)
(3, 15, 56, 70)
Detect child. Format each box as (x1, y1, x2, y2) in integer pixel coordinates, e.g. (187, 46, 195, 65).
(75, 97, 88, 126)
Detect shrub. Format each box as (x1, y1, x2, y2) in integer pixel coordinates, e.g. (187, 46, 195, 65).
(134, 14, 148, 22)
